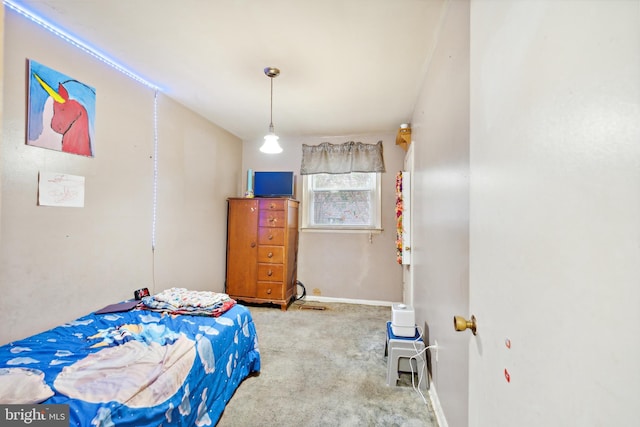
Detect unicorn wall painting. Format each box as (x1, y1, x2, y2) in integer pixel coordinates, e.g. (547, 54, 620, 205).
(27, 59, 96, 157)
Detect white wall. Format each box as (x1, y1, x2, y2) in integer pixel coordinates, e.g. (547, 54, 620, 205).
(242, 133, 405, 303)
(152, 97, 243, 291)
(0, 5, 4, 246)
(410, 1, 470, 426)
(469, 1, 639, 426)
(410, 1, 640, 426)
(0, 9, 242, 344)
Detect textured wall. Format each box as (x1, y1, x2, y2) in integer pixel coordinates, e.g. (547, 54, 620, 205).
(410, 1, 470, 426)
(0, 10, 242, 344)
(243, 133, 405, 303)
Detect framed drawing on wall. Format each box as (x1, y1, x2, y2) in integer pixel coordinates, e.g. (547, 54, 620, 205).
(27, 59, 96, 157)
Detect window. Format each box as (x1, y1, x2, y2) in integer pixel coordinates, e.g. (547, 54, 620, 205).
(301, 172, 382, 231)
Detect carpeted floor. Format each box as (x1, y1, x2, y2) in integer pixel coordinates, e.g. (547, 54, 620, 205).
(216, 300, 438, 427)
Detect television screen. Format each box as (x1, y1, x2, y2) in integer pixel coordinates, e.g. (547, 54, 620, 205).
(253, 171, 295, 198)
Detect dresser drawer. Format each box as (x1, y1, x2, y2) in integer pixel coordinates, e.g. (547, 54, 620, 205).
(256, 282, 284, 299)
(259, 199, 286, 211)
(258, 227, 284, 245)
(258, 246, 284, 263)
(259, 210, 285, 228)
(258, 264, 284, 281)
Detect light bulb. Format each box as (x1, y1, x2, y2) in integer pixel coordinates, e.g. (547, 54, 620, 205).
(260, 133, 282, 154)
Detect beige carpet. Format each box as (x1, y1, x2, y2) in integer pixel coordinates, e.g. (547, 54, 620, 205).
(216, 300, 438, 427)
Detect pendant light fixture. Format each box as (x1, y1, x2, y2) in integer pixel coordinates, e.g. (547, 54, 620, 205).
(260, 67, 283, 154)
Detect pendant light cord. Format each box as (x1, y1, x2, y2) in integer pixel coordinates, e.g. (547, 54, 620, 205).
(269, 76, 274, 131)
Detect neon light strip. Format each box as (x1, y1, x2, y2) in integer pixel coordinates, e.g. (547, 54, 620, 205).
(3, 0, 160, 90)
(152, 91, 159, 250)
(3, 0, 162, 248)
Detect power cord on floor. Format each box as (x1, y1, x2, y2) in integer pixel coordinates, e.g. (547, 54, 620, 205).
(406, 325, 435, 406)
(296, 280, 306, 301)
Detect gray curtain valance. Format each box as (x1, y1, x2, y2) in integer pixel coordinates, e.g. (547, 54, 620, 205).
(300, 141, 385, 175)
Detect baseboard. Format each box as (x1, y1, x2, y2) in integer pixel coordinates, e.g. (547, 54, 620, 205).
(300, 295, 394, 307)
(428, 381, 448, 427)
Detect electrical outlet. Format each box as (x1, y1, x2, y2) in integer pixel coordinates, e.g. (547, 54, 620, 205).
(434, 339, 439, 362)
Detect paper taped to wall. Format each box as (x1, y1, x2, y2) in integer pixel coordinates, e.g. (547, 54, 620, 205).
(38, 172, 85, 208)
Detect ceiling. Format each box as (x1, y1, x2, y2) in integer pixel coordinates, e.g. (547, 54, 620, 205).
(7, 0, 446, 141)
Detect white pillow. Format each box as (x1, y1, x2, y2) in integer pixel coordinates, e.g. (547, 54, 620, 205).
(0, 367, 54, 404)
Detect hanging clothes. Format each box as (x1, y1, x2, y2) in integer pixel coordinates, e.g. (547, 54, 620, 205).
(395, 171, 403, 264)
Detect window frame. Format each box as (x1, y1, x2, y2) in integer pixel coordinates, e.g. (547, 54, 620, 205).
(301, 172, 382, 233)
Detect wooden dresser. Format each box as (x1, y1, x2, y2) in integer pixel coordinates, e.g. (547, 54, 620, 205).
(225, 198, 299, 310)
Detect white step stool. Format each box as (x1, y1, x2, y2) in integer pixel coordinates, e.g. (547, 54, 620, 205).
(384, 321, 428, 390)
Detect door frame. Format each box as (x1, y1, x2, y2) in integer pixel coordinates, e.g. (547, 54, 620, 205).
(402, 143, 414, 306)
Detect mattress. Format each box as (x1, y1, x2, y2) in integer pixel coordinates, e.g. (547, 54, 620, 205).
(0, 303, 261, 426)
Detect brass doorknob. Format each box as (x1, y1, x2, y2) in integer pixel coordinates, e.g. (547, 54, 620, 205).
(454, 315, 477, 335)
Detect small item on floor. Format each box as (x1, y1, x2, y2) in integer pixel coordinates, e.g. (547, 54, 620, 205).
(299, 304, 326, 310)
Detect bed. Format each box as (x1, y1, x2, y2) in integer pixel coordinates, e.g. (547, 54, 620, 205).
(0, 288, 261, 426)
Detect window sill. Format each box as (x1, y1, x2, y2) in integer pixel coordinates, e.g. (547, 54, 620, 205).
(300, 227, 383, 234)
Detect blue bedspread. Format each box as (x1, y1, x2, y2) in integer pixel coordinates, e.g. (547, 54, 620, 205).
(0, 304, 261, 426)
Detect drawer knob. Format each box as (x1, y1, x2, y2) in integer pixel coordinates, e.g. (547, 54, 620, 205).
(267, 252, 273, 258)
(269, 217, 276, 223)
(250, 242, 256, 248)
(269, 203, 275, 209)
(268, 235, 273, 240)
(267, 269, 273, 276)
(266, 288, 272, 294)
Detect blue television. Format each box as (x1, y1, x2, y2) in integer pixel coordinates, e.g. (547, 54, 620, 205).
(253, 171, 295, 198)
